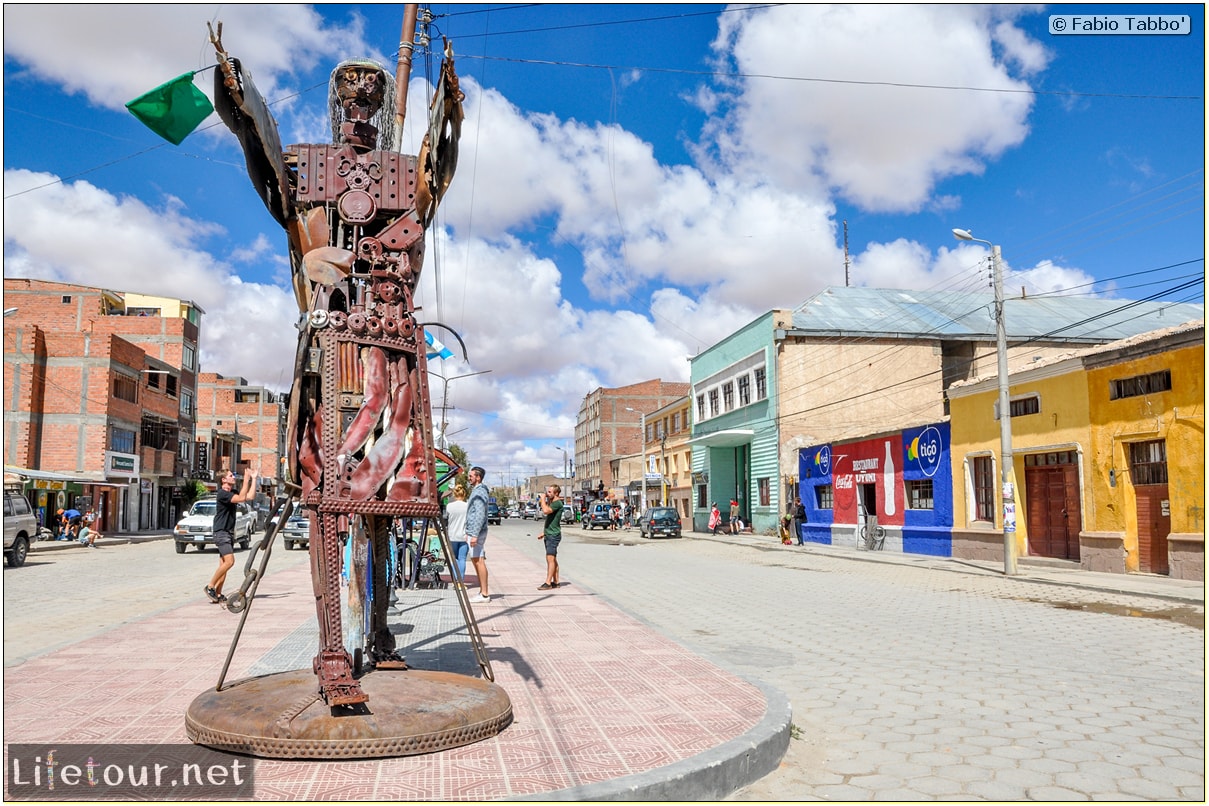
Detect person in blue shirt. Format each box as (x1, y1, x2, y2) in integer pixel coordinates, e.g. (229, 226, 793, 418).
(464, 467, 491, 603)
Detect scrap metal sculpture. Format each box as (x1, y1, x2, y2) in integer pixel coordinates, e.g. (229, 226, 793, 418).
(209, 17, 464, 707)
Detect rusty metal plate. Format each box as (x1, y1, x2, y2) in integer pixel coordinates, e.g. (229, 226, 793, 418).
(186, 668, 512, 759)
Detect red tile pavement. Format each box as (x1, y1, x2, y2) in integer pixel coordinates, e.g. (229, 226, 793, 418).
(4, 537, 773, 799)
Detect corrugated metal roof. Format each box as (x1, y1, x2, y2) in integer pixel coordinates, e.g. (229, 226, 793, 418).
(789, 287, 1204, 342)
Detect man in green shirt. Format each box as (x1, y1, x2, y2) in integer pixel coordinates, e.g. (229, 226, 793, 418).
(538, 484, 564, 590)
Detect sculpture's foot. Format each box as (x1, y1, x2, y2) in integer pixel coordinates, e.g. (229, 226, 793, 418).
(314, 650, 369, 706)
(373, 649, 409, 671)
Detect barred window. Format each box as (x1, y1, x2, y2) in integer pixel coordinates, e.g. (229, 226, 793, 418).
(696, 395, 706, 420)
(758, 477, 770, 506)
(738, 375, 751, 406)
(113, 374, 138, 403)
(815, 484, 834, 510)
(708, 389, 719, 416)
(1128, 439, 1168, 485)
(754, 368, 767, 400)
(906, 479, 934, 510)
(1009, 395, 1040, 417)
(1111, 369, 1171, 400)
(141, 418, 178, 452)
(972, 456, 995, 521)
(723, 382, 735, 411)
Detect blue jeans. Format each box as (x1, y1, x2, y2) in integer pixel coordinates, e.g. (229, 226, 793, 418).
(450, 540, 469, 581)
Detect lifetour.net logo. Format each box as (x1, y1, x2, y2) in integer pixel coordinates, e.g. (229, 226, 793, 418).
(6, 744, 255, 801)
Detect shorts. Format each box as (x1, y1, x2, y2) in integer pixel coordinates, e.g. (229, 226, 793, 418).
(214, 531, 235, 557)
(468, 532, 488, 559)
(543, 533, 562, 556)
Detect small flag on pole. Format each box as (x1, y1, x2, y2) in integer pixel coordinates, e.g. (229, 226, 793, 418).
(125, 72, 214, 145)
(424, 329, 454, 361)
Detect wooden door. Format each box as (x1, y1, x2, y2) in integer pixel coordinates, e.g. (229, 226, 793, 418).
(1025, 464, 1081, 560)
(1135, 485, 1171, 575)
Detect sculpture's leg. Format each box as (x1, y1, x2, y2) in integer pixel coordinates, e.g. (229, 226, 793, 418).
(310, 510, 368, 706)
(369, 514, 407, 669)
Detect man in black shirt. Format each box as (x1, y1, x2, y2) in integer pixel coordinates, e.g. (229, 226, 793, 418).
(205, 468, 257, 604)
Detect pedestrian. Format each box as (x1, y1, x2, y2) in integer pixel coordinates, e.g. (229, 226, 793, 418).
(77, 524, 100, 548)
(708, 502, 722, 535)
(60, 507, 82, 540)
(793, 496, 807, 545)
(205, 467, 257, 605)
(538, 484, 564, 590)
(443, 483, 470, 583)
(729, 499, 740, 535)
(464, 466, 492, 603)
(611, 502, 620, 531)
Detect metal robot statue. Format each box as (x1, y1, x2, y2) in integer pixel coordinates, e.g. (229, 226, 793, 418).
(209, 22, 464, 706)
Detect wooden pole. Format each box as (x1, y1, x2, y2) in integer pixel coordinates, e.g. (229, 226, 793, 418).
(394, 3, 419, 151)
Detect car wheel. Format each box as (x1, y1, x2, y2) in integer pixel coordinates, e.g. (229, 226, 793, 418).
(6, 535, 28, 567)
(175, 541, 187, 554)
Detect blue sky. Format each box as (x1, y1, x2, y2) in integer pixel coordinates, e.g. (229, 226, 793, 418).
(3, 4, 1204, 487)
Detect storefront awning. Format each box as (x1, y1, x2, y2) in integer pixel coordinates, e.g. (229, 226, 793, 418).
(686, 429, 755, 448)
(5, 466, 127, 487)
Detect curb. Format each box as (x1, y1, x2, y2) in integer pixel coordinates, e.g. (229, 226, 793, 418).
(520, 678, 792, 802)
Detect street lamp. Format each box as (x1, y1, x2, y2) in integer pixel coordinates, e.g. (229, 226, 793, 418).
(430, 369, 492, 448)
(555, 445, 570, 488)
(953, 228, 1017, 576)
(624, 407, 646, 513)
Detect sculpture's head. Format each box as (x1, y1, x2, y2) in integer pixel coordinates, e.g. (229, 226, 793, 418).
(328, 59, 396, 149)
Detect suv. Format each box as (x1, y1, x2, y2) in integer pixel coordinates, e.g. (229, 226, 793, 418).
(487, 502, 501, 526)
(4, 490, 36, 567)
(281, 514, 310, 551)
(582, 501, 614, 530)
(638, 507, 682, 539)
(173, 497, 254, 553)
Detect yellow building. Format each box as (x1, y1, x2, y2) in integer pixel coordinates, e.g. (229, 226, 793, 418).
(948, 321, 1203, 579)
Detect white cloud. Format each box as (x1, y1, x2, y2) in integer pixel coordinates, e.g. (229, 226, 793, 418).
(702, 5, 1041, 212)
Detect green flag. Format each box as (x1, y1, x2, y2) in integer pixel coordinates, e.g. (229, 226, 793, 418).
(126, 71, 214, 145)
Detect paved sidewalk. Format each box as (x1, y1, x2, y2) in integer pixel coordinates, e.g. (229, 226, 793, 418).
(699, 530, 1203, 605)
(9, 534, 789, 800)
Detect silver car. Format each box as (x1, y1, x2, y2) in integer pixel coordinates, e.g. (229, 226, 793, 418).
(282, 515, 310, 551)
(4, 491, 36, 567)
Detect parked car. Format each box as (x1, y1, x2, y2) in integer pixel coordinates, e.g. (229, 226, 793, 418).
(173, 497, 254, 553)
(4, 490, 36, 567)
(281, 515, 310, 551)
(487, 502, 502, 526)
(521, 503, 538, 520)
(560, 505, 576, 525)
(582, 501, 614, 530)
(638, 507, 682, 539)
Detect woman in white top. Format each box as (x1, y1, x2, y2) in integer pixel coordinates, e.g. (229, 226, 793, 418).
(444, 484, 470, 582)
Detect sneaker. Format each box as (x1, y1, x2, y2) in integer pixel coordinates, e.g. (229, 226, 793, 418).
(471, 593, 491, 603)
(204, 586, 221, 603)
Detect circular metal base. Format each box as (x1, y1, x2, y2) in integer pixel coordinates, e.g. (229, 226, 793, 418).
(185, 668, 512, 759)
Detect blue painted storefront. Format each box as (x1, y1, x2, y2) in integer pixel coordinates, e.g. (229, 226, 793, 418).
(797, 422, 953, 557)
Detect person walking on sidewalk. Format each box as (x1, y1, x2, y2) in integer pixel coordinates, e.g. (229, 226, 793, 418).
(444, 483, 470, 583)
(205, 468, 257, 605)
(538, 484, 564, 590)
(792, 496, 807, 545)
(465, 466, 492, 603)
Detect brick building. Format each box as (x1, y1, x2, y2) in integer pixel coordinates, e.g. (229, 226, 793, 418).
(3, 279, 203, 533)
(573, 379, 690, 508)
(194, 373, 285, 500)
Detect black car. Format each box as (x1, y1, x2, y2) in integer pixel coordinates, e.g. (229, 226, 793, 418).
(487, 502, 501, 526)
(638, 507, 682, 539)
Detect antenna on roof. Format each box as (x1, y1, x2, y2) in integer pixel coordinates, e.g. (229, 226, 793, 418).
(843, 220, 850, 287)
